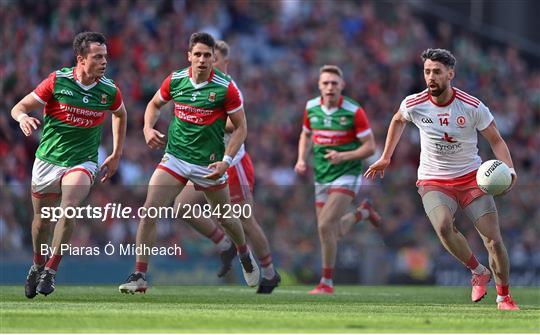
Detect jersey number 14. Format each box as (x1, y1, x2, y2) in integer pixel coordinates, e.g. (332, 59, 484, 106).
(439, 118, 449, 126)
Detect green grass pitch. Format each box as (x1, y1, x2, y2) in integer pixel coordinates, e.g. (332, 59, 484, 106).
(1, 285, 539, 333)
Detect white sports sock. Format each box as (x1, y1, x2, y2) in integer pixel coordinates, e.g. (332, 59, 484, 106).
(356, 209, 369, 222)
(320, 277, 333, 287)
(261, 264, 276, 280)
(217, 236, 232, 252)
(471, 263, 488, 275)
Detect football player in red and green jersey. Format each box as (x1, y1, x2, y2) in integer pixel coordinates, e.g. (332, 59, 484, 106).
(173, 40, 280, 294)
(11, 32, 127, 298)
(119, 33, 259, 294)
(295, 65, 381, 294)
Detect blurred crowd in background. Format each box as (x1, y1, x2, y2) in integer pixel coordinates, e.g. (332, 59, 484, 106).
(1, 0, 538, 285)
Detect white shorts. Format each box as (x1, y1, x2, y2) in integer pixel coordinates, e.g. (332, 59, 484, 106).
(157, 153, 228, 190)
(31, 157, 98, 198)
(315, 174, 362, 207)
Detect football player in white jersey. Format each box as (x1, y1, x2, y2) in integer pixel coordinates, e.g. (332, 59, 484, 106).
(365, 49, 519, 310)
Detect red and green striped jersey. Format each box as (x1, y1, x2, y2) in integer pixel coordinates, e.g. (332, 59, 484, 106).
(32, 67, 123, 166)
(303, 96, 371, 183)
(159, 67, 243, 166)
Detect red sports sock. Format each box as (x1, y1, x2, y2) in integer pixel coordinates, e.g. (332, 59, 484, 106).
(236, 244, 248, 256)
(33, 252, 46, 266)
(209, 227, 225, 244)
(45, 255, 62, 272)
(323, 267, 334, 280)
(258, 254, 273, 268)
(496, 284, 509, 296)
(465, 254, 480, 270)
(135, 261, 148, 273)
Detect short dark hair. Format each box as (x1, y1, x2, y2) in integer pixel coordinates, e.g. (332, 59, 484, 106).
(421, 48, 456, 68)
(319, 64, 343, 78)
(215, 40, 230, 58)
(73, 32, 106, 57)
(189, 32, 215, 51)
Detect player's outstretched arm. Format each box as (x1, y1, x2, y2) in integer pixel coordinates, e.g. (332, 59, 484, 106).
(294, 130, 312, 176)
(100, 104, 127, 182)
(480, 121, 517, 192)
(10, 93, 43, 137)
(364, 111, 407, 179)
(143, 91, 168, 149)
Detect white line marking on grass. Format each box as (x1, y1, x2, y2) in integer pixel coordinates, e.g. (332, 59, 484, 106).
(216, 287, 401, 297)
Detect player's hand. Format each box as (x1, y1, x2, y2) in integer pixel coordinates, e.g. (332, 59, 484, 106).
(18, 114, 41, 137)
(143, 127, 166, 149)
(502, 172, 517, 195)
(294, 160, 307, 175)
(100, 155, 121, 183)
(204, 161, 229, 180)
(324, 150, 343, 165)
(364, 157, 391, 179)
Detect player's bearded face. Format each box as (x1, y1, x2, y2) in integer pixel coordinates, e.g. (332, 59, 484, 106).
(319, 72, 344, 105)
(188, 43, 214, 78)
(80, 43, 107, 78)
(423, 60, 452, 97)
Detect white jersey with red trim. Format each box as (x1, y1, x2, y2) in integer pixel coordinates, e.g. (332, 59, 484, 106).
(399, 87, 494, 180)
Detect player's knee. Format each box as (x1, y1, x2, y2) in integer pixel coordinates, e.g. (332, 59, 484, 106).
(217, 217, 239, 228)
(32, 216, 50, 230)
(60, 195, 85, 208)
(143, 198, 163, 210)
(435, 219, 454, 239)
(319, 211, 340, 227)
(239, 215, 256, 230)
(484, 236, 504, 251)
(318, 221, 334, 237)
(174, 204, 188, 217)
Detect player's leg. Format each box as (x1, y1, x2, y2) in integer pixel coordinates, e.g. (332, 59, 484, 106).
(228, 154, 280, 292)
(423, 191, 473, 261)
(37, 169, 93, 296)
(119, 167, 186, 294)
(237, 195, 280, 293)
(202, 186, 246, 246)
(174, 185, 234, 277)
(25, 194, 59, 298)
(319, 193, 351, 271)
(308, 187, 329, 294)
(337, 199, 382, 237)
(464, 196, 519, 310)
(422, 190, 490, 302)
(202, 186, 260, 287)
(310, 191, 353, 294)
(31, 196, 59, 263)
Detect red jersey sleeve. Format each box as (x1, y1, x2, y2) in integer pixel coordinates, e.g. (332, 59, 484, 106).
(225, 81, 243, 114)
(159, 73, 173, 102)
(110, 85, 123, 111)
(302, 109, 311, 133)
(354, 107, 372, 138)
(32, 72, 56, 104)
